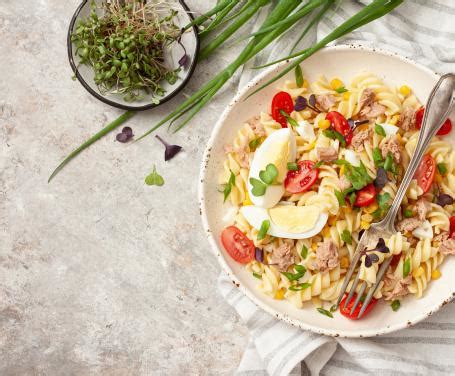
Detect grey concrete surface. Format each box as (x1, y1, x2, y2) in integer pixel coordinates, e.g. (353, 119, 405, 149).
(0, 1, 250, 374)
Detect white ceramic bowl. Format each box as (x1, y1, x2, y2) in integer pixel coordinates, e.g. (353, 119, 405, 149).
(199, 45, 455, 338)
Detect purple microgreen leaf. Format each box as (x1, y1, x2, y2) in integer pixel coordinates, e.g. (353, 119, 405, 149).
(155, 135, 183, 161)
(374, 167, 388, 190)
(122, 126, 133, 138)
(255, 247, 264, 263)
(364, 254, 372, 267)
(116, 132, 129, 143)
(309, 94, 316, 107)
(437, 193, 454, 207)
(369, 253, 379, 264)
(294, 96, 307, 112)
(179, 54, 190, 68)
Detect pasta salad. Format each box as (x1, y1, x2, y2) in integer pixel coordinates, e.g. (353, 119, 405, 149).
(219, 72, 455, 319)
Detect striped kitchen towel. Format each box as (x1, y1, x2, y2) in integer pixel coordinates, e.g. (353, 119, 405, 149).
(219, 1, 455, 375)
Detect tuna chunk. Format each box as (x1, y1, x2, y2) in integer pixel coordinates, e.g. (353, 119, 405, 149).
(381, 136, 402, 163)
(358, 88, 375, 110)
(223, 144, 250, 168)
(316, 240, 339, 272)
(396, 217, 422, 232)
(399, 106, 416, 131)
(383, 274, 412, 301)
(315, 94, 337, 112)
(416, 198, 431, 221)
(248, 115, 266, 137)
(338, 175, 352, 191)
(435, 232, 455, 255)
(358, 88, 386, 118)
(317, 146, 338, 162)
(351, 128, 371, 152)
(270, 243, 295, 272)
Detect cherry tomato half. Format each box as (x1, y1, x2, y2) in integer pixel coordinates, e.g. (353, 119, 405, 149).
(221, 226, 255, 264)
(340, 294, 378, 320)
(354, 184, 377, 207)
(415, 154, 436, 194)
(284, 160, 319, 194)
(416, 107, 453, 136)
(326, 111, 352, 145)
(450, 216, 455, 239)
(271, 91, 294, 128)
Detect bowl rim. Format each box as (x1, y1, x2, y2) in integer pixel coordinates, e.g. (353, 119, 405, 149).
(198, 43, 454, 338)
(67, 0, 200, 111)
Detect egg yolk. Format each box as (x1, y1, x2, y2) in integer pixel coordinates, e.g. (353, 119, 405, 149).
(268, 205, 320, 233)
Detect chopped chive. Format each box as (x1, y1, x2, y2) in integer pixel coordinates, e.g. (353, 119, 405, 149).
(317, 307, 333, 318)
(323, 129, 346, 147)
(253, 272, 262, 279)
(437, 162, 448, 176)
(403, 208, 413, 218)
(391, 299, 401, 311)
(383, 152, 394, 172)
(403, 258, 411, 278)
(249, 138, 262, 151)
(295, 65, 304, 88)
(334, 189, 346, 207)
(374, 123, 386, 137)
(289, 282, 311, 291)
(341, 229, 352, 245)
(300, 244, 308, 259)
(257, 219, 270, 240)
(330, 304, 338, 312)
(279, 109, 299, 128)
(373, 147, 384, 167)
(287, 162, 298, 171)
(223, 171, 236, 202)
(349, 192, 356, 206)
(335, 86, 347, 93)
(313, 161, 324, 169)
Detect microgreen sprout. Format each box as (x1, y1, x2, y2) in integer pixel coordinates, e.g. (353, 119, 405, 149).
(155, 135, 182, 161)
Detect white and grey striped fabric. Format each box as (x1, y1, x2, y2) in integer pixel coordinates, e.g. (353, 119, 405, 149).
(219, 1, 455, 375)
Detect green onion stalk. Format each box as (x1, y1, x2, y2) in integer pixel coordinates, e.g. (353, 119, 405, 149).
(49, 0, 403, 182)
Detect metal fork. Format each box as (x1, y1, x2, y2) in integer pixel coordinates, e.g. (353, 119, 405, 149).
(336, 73, 455, 319)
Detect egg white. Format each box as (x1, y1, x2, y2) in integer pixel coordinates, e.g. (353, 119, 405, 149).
(247, 128, 296, 208)
(240, 205, 328, 239)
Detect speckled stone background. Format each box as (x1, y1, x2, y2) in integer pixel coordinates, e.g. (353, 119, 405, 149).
(0, 1, 250, 374)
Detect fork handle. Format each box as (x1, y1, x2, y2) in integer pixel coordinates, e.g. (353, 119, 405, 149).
(381, 73, 455, 231)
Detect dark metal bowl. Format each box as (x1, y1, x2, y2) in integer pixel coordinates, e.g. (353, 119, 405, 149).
(67, 0, 200, 111)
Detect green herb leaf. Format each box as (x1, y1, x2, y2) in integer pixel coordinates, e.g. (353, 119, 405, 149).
(335, 189, 346, 207)
(223, 171, 236, 202)
(287, 162, 298, 171)
(336, 160, 372, 190)
(253, 272, 262, 280)
(341, 229, 352, 245)
(335, 86, 347, 93)
(349, 192, 357, 206)
(391, 299, 401, 311)
(330, 304, 338, 313)
(294, 264, 306, 273)
(250, 177, 267, 196)
(374, 123, 386, 137)
(372, 192, 391, 219)
(437, 162, 448, 176)
(295, 65, 303, 88)
(145, 165, 164, 186)
(259, 163, 279, 185)
(403, 258, 411, 278)
(249, 138, 262, 151)
(317, 307, 333, 318)
(373, 147, 384, 167)
(323, 129, 346, 148)
(300, 244, 308, 260)
(282, 265, 306, 281)
(279, 109, 299, 128)
(403, 208, 414, 218)
(289, 282, 311, 291)
(257, 219, 270, 240)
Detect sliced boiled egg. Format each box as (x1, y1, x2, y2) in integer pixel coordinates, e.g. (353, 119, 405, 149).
(248, 128, 296, 208)
(240, 204, 328, 239)
(295, 120, 315, 142)
(344, 149, 360, 167)
(378, 123, 399, 136)
(412, 220, 433, 240)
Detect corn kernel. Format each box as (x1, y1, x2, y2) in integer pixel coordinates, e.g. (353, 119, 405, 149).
(364, 202, 379, 214)
(330, 78, 344, 90)
(303, 79, 309, 88)
(389, 115, 400, 125)
(344, 205, 352, 214)
(361, 213, 373, 222)
(318, 119, 331, 130)
(399, 85, 411, 96)
(274, 288, 286, 300)
(311, 243, 318, 250)
(357, 124, 370, 132)
(340, 256, 350, 268)
(339, 165, 345, 176)
(431, 269, 441, 280)
(361, 221, 371, 230)
(342, 91, 351, 100)
(322, 226, 331, 238)
(413, 266, 424, 278)
(243, 192, 253, 206)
